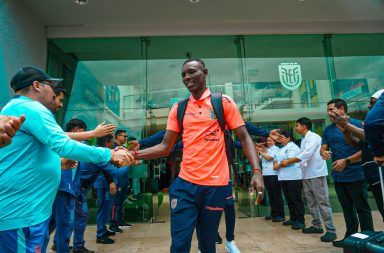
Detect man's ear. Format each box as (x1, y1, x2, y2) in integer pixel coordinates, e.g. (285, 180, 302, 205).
(31, 81, 43, 92)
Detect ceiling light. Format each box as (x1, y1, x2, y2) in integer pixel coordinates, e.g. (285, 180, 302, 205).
(189, 0, 200, 3)
(74, 0, 88, 5)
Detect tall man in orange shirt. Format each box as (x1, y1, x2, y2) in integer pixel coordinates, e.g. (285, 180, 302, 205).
(133, 58, 264, 253)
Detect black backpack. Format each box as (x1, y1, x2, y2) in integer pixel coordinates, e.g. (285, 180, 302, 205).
(176, 92, 236, 171)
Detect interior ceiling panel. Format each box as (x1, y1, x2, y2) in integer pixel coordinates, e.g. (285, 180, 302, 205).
(23, 0, 384, 38)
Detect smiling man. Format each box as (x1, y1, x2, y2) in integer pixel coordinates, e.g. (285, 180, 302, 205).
(0, 67, 134, 253)
(320, 98, 373, 248)
(133, 58, 264, 253)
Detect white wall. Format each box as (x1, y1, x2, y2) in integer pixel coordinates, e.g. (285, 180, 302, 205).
(0, 0, 46, 107)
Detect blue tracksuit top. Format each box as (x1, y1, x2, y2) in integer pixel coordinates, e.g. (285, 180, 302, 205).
(0, 96, 112, 231)
(76, 161, 130, 194)
(365, 93, 384, 158)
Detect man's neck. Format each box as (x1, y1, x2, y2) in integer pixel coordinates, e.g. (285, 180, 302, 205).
(302, 129, 309, 137)
(191, 87, 208, 101)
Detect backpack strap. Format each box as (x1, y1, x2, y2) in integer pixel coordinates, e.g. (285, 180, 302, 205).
(210, 92, 226, 131)
(177, 98, 189, 134)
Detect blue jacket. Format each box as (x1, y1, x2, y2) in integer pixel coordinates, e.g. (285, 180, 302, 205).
(365, 93, 384, 158)
(74, 161, 128, 196)
(57, 169, 76, 196)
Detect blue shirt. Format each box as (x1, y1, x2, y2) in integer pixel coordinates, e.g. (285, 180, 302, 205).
(0, 96, 112, 231)
(322, 117, 364, 182)
(364, 93, 384, 157)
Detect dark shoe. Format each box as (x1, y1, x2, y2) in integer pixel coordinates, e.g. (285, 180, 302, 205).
(272, 216, 285, 222)
(321, 232, 337, 242)
(265, 215, 273, 220)
(332, 239, 344, 248)
(96, 236, 115, 244)
(216, 233, 223, 244)
(106, 230, 116, 236)
(291, 221, 305, 230)
(302, 226, 324, 234)
(72, 246, 95, 253)
(117, 221, 132, 228)
(283, 219, 295, 226)
(109, 224, 123, 233)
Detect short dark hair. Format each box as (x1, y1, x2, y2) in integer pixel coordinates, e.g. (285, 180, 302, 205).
(66, 119, 87, 132)
(281, 129, 295, 142)
(327, 99, 348, 113)
(296, 117, 312, 130)
(97, 134, 114, 147)
(182, 58, 206, 68)
(53, 86, 66, 96)
(128, 136, 136, 141)
(115, 129, 126, 136)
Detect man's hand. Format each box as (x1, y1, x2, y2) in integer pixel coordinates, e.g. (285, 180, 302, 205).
(249, 173, 264, 205)
(93, 122, 116, 138)
(321, 150, 332, 160)
(0, 115, 26, 148)
(255, 143, 267, 153)
(60, 158, 78, 170)
(109, 182, 117, 195)
(332, 158, 347, 171)
(269, 129, 283, 142)
(329, 111, 349, 129)
(128, 140, 140, 151)
(280, 160, 289, 167)
(110, 148, 135, 167)
(273, 162, 281, 171)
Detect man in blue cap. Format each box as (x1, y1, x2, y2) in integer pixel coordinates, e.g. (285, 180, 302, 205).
(0, 67, 135, 253)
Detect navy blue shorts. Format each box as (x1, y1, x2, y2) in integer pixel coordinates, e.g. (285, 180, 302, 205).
(169, 177, 227, 253)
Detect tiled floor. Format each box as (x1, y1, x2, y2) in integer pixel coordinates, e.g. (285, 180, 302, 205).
(52, 196, 384, 253)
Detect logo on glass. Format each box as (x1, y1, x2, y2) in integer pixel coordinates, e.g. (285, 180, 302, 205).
(278, 63, 302, 90)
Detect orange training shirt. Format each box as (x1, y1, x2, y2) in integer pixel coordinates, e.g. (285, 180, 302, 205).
(166, 88, 245, 186)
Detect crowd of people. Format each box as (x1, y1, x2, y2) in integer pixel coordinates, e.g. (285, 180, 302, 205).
(0, 60, 383, 253)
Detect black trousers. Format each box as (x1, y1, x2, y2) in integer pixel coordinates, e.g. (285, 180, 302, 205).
(334, 180, 374, 238)
(264, 175, 285, 218)
(370, 182, 384, 221)
(280, 180, 305, 224)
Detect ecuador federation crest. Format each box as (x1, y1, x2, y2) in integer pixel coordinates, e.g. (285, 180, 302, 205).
(171, 198, 178, 209)
(278, 63, 302, 90)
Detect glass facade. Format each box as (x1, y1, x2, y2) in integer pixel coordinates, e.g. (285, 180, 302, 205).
(49, 34, 384, 221)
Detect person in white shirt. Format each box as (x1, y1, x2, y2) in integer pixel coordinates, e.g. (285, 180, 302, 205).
(257, 137, 285, 222)
(273, 130, 304, 230)
(279, 117, 337, 243)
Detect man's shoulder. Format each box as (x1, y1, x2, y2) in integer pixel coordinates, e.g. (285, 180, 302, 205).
(349, 117, 363, 128)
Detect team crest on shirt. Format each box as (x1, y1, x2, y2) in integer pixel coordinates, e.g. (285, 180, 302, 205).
(34, 246, 41, 253)
(171, 198, 178, 209)
(210, 109, 217, 119)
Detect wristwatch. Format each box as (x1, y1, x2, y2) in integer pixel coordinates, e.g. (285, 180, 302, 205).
(345, 157, 351, 165)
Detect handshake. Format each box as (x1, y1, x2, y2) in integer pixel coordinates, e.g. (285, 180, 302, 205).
(110, 146, 140, 167)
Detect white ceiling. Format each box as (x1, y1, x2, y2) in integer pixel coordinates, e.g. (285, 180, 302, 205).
(23, 0, 384, 38)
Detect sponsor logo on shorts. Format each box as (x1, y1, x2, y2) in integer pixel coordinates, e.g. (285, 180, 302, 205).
(171, 198, 178, 209)
(205, 206, 224, 211)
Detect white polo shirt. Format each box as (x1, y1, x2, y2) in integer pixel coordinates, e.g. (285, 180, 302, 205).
(261, 145, 279, 176)
(274, 142, 303, 181)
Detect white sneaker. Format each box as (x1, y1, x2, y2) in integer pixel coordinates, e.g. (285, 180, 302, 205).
(225, 241, 241, 253)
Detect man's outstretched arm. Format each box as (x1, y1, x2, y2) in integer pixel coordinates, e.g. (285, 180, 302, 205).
(135, 130, 179, 160)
